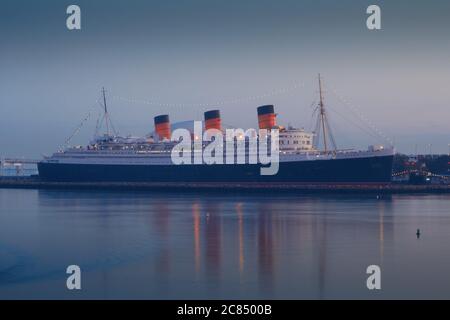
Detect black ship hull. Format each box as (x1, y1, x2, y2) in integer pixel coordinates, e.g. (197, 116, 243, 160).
(38, 155, 394, 184)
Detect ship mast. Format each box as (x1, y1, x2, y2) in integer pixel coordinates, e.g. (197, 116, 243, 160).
(314, 74, 337, 152)
(318, 74, 328, 152)
(97, 87, 117, 137)
(102, 87, 110, 136)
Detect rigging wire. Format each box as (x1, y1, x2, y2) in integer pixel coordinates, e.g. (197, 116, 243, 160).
(307, 99, 318, 132)
(97, 93, 118, 136)
(324, 114, 337, 150)
(325, 104, 387, 143)
(60, 92, 115, 151)
(325, 83, 394, 147)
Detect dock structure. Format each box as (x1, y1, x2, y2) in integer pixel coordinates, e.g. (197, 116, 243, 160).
(0, 176, 449, 194)
(0, 158, 39, 176)
(0, 158, 39, 165)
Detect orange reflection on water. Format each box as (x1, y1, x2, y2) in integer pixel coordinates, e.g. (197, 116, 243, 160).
(192, 202, 201, 274)
(236, 202, 245, 275)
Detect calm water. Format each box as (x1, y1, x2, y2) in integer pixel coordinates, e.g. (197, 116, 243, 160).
(0, 188, 449, 299)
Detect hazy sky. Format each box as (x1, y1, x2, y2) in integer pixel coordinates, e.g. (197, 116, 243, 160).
(1, 0, 449, 157)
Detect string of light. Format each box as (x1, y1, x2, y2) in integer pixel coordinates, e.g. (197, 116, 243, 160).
(325, 83, 394, 147)
(392, 169, 449, 179)
(110, 82, 305, 109)
(59, 106, 96, 150)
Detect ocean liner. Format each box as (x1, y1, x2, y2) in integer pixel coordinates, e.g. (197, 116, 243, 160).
(38, 76, 394, 183)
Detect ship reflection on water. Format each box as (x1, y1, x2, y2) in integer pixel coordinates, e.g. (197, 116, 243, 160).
(1, 189, 450, 299)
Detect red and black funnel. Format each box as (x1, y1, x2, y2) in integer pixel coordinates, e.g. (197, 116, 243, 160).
(154, 114, 171, 140)
(257, 105, 276, 129)
(204, 110, 222, 131)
